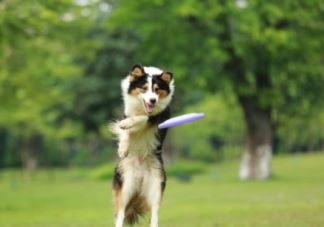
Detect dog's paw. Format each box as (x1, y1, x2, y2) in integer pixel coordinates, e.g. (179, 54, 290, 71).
(119, 116, 149, 131)
(119, 119, 134, 130)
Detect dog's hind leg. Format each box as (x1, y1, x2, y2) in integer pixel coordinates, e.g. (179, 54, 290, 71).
(114, 170, 136, 227)
(145, 170, 163, 227)
(115, 208, 125, 227)
(150, 202, 160, 227)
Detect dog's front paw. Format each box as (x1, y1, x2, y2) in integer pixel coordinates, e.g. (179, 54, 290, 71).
(119, 119, 134, 130)
(119, 116, 149, 131)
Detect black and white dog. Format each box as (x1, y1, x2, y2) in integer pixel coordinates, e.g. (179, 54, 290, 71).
(110, 65, 174, 227)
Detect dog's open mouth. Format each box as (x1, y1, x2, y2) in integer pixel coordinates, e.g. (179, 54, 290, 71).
(144, 102, 154, 114)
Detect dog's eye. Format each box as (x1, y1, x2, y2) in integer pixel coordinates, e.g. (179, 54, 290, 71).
(141, 87, 148, 93)
(154, 87, 159, 93)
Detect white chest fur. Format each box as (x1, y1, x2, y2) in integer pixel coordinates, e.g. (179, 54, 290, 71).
(119, 153, 163, 199)
(127, 127, 159, 156)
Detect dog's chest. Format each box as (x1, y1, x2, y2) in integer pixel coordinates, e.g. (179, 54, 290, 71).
(127, 127, 159, 155)
(120, 155, 162, 190)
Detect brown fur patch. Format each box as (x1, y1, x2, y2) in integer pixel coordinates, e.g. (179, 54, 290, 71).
(161, 170, 166, 199)
(158, 90, 168, 98)
(113, 187, 122, 214)
(153, 83, 168, 98)
(125, 193, 149, 225)
(130, 65, 145, 80)
(130, 88, 141, 96)
(161, 72, 173, 84)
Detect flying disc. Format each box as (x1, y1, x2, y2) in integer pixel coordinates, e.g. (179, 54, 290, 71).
(158, 113, 205, 129)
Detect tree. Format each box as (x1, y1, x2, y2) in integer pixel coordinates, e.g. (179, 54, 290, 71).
(109, 0, 324, 179)
(0, 0, 93, 169)
(0, 0, 141, 168)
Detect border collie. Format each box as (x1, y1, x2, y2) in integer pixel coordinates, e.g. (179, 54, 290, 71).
(110, 64, 174, 227)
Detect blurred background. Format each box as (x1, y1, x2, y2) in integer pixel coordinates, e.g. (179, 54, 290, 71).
(0, 0, 324, 226)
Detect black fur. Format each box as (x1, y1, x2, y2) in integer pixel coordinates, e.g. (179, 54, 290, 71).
(152, 75, 171, 94)
(148, 106, 171, 151)
(127, 74, 148, 94)
(160, 167, 167, 192)
(148, 107, 170, 194)
(113, 165, 123, 190)
(128, 74, 171, 95)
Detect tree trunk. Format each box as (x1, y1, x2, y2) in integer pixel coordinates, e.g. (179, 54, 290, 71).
(0, 128, 6, 168)
(21, 134, 41, 179)
(239, 96, 273, 180)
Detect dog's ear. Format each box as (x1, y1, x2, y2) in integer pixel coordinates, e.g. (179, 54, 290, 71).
(130, 64, 145, 80)
(160, 72, 173, 84)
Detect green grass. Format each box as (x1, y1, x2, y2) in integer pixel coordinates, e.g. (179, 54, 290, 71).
(1, 153, 324, 227)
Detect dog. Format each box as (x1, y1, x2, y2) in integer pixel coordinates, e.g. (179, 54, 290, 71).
(110, 64, 174, 227)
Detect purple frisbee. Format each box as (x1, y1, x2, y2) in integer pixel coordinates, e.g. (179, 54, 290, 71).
(158, 113, 205, 129)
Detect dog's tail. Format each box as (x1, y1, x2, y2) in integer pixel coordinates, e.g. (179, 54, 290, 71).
(125, 194, 148, 225)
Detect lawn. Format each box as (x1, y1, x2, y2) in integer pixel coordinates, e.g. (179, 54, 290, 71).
(1, 153, 324, 227)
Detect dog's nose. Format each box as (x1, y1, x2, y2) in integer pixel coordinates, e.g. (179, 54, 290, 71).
(150, 98, 156, 104)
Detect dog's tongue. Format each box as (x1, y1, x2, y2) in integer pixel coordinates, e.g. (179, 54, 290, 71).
(145, 103, 154, 113)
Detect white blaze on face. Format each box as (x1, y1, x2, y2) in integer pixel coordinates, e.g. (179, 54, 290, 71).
(141, 76, 159, 114)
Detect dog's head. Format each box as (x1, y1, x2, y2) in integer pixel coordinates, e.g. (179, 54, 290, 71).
(122, 64, 174, 116)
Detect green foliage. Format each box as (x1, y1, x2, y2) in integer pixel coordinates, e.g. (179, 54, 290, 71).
(278, 110, 324, 152)
(0, 0, 323, 168)
(71, 29, 140, 133)
(1, 0, 84, 167)
(0, 0, 82, 133)
(0, 0, 132, 167)
(166, 160, 207, 181)
(109, 0, 324, 111)
(109, 0, 324, 159)
(89, 162, 116, 180)
(174, 94, 244, 161)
